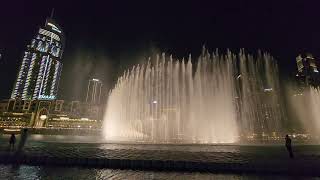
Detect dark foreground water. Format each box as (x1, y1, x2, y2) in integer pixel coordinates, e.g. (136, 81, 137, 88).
(0, 165, 318, 180)
(0, 135, 320, 179)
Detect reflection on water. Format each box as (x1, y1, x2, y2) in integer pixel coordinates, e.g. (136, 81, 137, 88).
(0, 165, 40, 179)
(99, 143, 241, 153)
(0, 165, 315, 180)
(0, 134, 103, 144)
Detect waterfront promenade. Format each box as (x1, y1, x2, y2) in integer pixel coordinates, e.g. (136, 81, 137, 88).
(0, 136, 319, 177)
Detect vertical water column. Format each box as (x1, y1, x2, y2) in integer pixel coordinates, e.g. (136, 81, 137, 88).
(103, 50, 281, 143)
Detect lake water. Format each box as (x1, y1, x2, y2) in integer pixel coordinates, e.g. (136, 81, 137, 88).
(0, 134, 319, 179)
(0, 165, 317, 180)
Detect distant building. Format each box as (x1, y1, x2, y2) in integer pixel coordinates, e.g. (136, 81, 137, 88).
(86, 79, 103, 105)
(296, 53, 320, 87)
(0, 99, 102, 129)
(11, 17, 65, 100)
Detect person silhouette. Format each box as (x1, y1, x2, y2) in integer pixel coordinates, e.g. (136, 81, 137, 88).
(9, 134, 16, 151)
(285, 135, 294, 158)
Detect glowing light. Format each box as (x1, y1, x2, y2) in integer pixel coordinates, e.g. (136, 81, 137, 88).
(4, 129, 21, 132)
(59, 117, 69, 120)
(12, 113, 24, 115)
(264, 88, 273, 92)
(40, 115, 47, 120)
(38, 95, 56, 100)
(47, 22, 62, 33)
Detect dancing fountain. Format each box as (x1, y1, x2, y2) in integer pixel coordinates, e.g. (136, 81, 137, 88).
(309, 88, 320, 134)
(103, 48, 284, 143)
(288, 86, 320, 137)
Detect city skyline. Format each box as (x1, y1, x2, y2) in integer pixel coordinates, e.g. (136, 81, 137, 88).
(1, 1, 320, 100)
(0, 2, 320, 178)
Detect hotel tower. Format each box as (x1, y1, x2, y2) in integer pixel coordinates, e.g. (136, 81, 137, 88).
(11, 18, 64, 100)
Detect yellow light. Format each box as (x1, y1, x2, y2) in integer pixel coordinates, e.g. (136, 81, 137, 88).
(40, 115, 47, 120)
(4, 128, 21, 132)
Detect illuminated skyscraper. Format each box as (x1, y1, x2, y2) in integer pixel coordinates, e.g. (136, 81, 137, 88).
(296, 53, 320, 87)
(86, 79, 103, 105)
(11, 17, 65, 100)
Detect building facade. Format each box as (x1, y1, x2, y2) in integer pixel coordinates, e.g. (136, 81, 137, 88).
(296, 54, 320, 87)
(0, 99, 103, 129)
(86, 79, 103, 105)
(11, 18, 65, 100)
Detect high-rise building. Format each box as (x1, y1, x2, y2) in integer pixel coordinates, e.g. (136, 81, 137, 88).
(296, 53, 320, 87)
(296, 54, 318, 74)
(11, 17, 65, 100)
(86, 79, 103, 105)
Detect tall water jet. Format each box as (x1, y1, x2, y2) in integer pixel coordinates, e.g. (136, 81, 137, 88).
(309, 88, 320, 135)
(287, 86, 320, 137)
(237, 51, 284, 136)
(103, 48, 283, 143)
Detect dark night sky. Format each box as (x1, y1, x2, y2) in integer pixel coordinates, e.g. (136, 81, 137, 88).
(0, 0, 320, 100)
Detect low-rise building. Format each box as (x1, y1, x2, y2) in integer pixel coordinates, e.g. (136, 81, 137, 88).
(0, 99, 104, 129)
